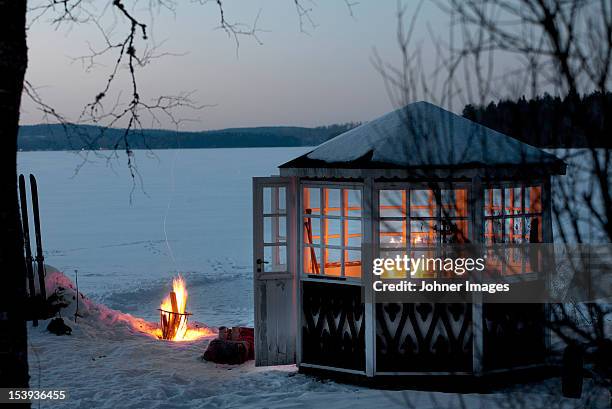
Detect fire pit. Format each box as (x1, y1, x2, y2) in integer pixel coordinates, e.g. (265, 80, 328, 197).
(158, 276, 193, 341)
(158, 308, 192, 340)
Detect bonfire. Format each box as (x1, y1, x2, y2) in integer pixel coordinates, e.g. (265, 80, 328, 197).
(155, 275, 210, 341)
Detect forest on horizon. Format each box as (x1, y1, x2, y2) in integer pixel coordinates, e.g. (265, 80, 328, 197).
(463, 91, 611, 148)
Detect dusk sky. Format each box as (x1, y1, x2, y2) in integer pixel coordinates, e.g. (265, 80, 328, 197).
(22, 1, 465, 131)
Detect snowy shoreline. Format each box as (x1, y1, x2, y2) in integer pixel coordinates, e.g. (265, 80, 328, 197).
(27, 269, 610, 408)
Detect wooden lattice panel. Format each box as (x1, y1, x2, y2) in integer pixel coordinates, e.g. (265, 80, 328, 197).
(376, 303, 473, 372)
(302, 281, 365, 371)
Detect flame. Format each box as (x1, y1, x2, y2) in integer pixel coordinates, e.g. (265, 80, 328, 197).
(117, 313, 214, 342)
(160, 276, 188, 316)
(150, 325, 214, 342)
(155, 275, 212, 342)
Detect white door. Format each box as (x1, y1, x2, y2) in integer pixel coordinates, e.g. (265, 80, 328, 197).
(253, 177, 296, 366)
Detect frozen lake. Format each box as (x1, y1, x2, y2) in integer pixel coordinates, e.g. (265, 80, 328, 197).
(17, 147, 310, 327)
(17, 147, 604, 328)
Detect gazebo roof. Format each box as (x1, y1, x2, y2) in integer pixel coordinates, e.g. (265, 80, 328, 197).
(280, 101, 565, 174)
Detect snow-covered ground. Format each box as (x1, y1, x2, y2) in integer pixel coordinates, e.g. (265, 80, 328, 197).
(29, 269, 610, 409)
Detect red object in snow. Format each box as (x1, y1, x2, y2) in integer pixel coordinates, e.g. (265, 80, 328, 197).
(227, 326, 254, 360)
(203, 326, 254, 364)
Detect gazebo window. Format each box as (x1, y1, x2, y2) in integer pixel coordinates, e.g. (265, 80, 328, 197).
(484, 184, 542, 274)
(378, 187, 469, 278)
(302, 186, 362, 278)
(262, 186, 287, 272)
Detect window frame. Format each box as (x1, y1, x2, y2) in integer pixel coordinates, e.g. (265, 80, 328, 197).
(300, 181, 364, 282)
(261, 185, 289, 273)
(483, 181, 545, 275)
(375, 181, 473, 278)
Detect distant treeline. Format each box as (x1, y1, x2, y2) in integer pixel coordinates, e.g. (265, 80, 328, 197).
(463, 91, 612, 148)
(20, 92, 610, 151)
(17, 123, 359, 151)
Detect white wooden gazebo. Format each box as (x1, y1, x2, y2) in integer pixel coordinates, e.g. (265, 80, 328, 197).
(252, 101, 565, 384)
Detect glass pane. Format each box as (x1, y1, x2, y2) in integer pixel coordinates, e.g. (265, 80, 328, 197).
(410, 220, 437, 246)
(441, 219, 469, 244)
(347, 219, 362, 248)
(345, 250, 361, 278)
(505, 247, 523, 275)
(324, 248, 342, 276)
(303, 217, 320, 245)
(525, 216, 542, 243)
(303, 246, 321, 274)
(278, 188, 286, 212)
(379, 190, 405, 217)
(410, 249, 438, 278)
(525, 243, 542, 272)
(505, 217, 523, 243)
(303, 187, 320, 215)
(379, 219, 405, 246)
(264, 245, 287, 272)
(485, 247, 504, 276)
(263, 187, 286, 214)
(411, 189, 436, 218)
(504, 187, 522, 215)
(346, 189, 362, 217)
(526, 186, 542, 214)
(264, 216, 286, 244)
(324, 218, 342, 246)
(484, 188, 503, 216)
(324, 188, 341, 216)
(441, 189, 468, 218)
(484, 219, 503, 244)
(379, 250, 406, 279)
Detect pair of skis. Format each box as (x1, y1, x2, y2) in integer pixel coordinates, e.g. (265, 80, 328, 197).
(18, 174, 47, 327)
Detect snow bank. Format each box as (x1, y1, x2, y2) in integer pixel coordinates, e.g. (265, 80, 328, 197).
(42, 267, 214, 341)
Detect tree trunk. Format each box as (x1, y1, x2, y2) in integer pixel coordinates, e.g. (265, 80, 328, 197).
(0, 0, 29, 388)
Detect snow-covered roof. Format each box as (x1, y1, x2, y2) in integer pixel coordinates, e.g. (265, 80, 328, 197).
(281, 101, 565, 172)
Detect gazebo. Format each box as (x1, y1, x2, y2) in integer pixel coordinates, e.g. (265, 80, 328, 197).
(252, 101, 565, 384)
